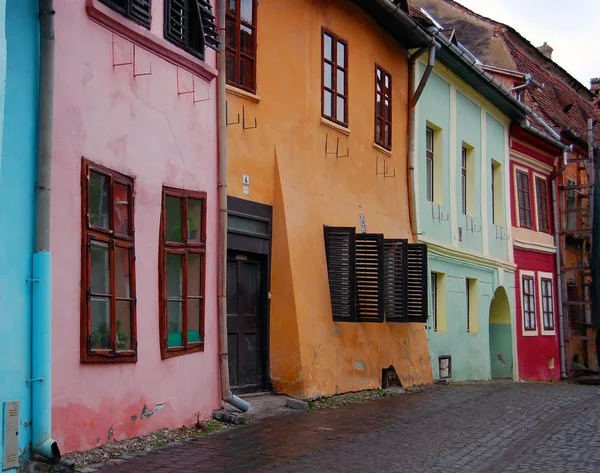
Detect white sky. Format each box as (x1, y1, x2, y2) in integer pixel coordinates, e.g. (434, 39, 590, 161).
(453, 0, 600, 88)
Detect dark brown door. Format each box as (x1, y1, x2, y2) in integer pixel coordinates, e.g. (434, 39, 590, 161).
(227, 252, 266, 394)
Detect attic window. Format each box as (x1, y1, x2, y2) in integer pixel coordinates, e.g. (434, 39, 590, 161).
(164, 0, 220, 60)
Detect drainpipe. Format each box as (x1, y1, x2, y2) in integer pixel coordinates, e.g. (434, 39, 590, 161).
(31, 0, 60, 462)
(510, 73, 531, 93)
(216, 0, 249, 413)
(407, 44, 438, 237)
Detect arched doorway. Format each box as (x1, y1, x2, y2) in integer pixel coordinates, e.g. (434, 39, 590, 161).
(489, 286, 513, 379)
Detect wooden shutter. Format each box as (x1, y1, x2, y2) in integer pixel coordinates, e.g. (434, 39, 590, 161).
(355, 234, 384, 322)
(324, 227, 356, 322)
(384, 239, 408, 322)
(129, 0, 152, 29)
(196, 0, 220, 51)
(406, 244, 428, 322)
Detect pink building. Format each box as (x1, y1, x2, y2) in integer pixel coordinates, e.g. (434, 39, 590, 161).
(51, 0, 220, 453)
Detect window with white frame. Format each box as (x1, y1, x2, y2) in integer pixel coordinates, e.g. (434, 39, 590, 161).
(522, 273, 536, 332)
(539, 274, 555, 333)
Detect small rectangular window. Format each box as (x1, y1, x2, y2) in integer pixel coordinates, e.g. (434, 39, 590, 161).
(541, 278, 554, 331)
(535, 177, 549, 232)
(466, 278, 478, 333)
(101, 0, 152, 29)
(375, 65, 392, 150)
(431, 273, 438, 331)
(160, 188, 207, 359)
(516, 170, 532, 228)
(82, 160, 137, 363)
(522, 275, 536, 331)
(491, 161, 503, 225)
(426, 127, 434, 202)
(461, 147, 467, 215)
(226, 0, 257, 92)
(322, 29, 348, 127)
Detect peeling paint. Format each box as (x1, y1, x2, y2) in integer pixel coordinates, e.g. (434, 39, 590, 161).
(331, 327, 340, 336)
(354, 360, 366, 371)
(140, 402, 166, 419)
(107, 427, 114, 441)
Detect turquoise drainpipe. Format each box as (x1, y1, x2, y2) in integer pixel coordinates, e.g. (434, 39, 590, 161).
(31, 0, 60, 462)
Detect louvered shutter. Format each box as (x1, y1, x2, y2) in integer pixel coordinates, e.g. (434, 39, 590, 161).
(384, 239, 408, 322)
(355, 234, 384, 322)
(324, 227, 356, 322)
(129, 0, 152, 29)
(406, 244, 428, 323)
(165, 0, 188, 49)
(196, 0, 221, 51)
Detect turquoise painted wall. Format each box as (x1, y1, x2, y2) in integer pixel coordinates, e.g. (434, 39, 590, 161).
(0, 1, 39, 469)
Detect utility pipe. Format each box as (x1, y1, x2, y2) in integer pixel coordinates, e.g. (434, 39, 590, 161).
(411, 45, 438, 108)
(510, 73, 531, 93)
(216, 0, 249, 413)
(32, 0, 60, 462)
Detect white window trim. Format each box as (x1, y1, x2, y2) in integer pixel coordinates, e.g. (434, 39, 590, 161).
(512, 164, 531, 229)
(537, 271, 556, 336)
(532, 171, 550, 233)
(520, 269, 538, 336)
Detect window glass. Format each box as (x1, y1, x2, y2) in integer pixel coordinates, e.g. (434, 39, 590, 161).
(166, 196, 183, 243)
(90, 171, 110, 229)
(188, 199, 203, 243)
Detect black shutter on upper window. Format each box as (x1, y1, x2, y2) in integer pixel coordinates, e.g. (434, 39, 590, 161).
(165, 0, 188, 49)
(406, 244, 428, 323)
(128, 0, 152, 29)
(196, 0, 220, 51)
(355, 234, 385, 323)
(383, 239, 408, 322)
(324, 227, 356, 322)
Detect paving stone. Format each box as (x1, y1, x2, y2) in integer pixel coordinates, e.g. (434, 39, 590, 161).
(285, 398, 309, 410)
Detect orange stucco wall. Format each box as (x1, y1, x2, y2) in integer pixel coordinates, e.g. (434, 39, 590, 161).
(226, 0, 433, 399)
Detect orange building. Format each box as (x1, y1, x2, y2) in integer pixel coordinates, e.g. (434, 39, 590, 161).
(223, 0, 434, 399)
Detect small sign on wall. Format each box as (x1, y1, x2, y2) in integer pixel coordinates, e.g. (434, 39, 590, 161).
(242, 175, 250, 185)
(359, 214, 367, 233)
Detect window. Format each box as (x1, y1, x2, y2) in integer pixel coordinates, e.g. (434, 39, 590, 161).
(323, 227, 427, 323)
(491, 161, 502, 225)
(431, 273, 437, 331)
(81, 160, 137, 363)
(566, 177, 577, 230)
(535, 177, 549, 232)
(426, 127, 434, 202)
(541, 278, 554, 331)
(439, 355, 451, 379)
(100, 0, 152, 29)
(322, 30, 348, 126)
(165, 0, 220, 60)
(516, 170, 532, 228)
(226, 0, 257, 92)
(375, 65, 392, 149)
(160, 188, 207, 359)
(522, 275, 536, 331)
(461, 147, 467, 215)
(466, 278, 478, 333)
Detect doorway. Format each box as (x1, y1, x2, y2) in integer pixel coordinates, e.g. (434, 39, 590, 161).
(489, 286, 513, 379)
(227, 251, 268, 394)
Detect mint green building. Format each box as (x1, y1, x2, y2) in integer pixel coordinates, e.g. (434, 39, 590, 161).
(412, 39, 527, 381)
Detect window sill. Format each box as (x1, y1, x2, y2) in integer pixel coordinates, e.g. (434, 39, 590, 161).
(86, 0, 218, 82)
(161, 343, 204, 360)
(226, 84, 261, 103)
(81, 352, 138, 364)
(321, 117, 351, 136)
(373, 143, 392, 157)
(522, 329, 539, 337)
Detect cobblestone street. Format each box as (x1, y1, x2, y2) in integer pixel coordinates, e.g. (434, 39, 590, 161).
(96, 382, 600, 473)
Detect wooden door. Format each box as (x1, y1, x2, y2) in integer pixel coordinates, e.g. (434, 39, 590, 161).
(227, 252, 265, 394)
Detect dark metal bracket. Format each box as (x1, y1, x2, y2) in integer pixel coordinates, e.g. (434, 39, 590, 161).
(431, 202, 449, 221)
(325, 133, 349, 159)
(242, 105, 258, 130)
(226, 102, 240, 126)
(495, 225, 509, 240)
(376, 155, 395, 178)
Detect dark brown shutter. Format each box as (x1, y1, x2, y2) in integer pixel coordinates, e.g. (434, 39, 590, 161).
(129, 0, 152, 29)
(384, 239, 408, 322)
(406, 244, 428, 323)
(324, 227, 356, 322)
(164, 0, 188, 49)
(355, 234, 384, 322)
(196, 0, 220, 51)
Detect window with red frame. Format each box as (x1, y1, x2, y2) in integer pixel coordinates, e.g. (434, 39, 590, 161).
(375, 65, 392, 149)
(81, 160, 137, 363)
(226, 0, 257, 93)
(535, 177, 549, 232)
(516, 170, 532, 228)
(322, 29, 348, 126)
(160, 188, 207, 359)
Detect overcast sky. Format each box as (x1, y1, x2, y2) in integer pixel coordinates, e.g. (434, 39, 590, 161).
(453, 0, 599, 88)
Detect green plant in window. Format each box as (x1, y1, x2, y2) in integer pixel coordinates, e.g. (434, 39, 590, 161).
(188, 208, 198, 240)
(90, 320, 129, 351)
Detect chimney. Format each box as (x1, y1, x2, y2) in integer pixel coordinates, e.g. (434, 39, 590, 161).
(537, 42, 553, 59)
(591, 78, 600, 97)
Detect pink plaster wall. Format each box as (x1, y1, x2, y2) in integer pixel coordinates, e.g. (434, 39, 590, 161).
(51, 1, 220, 453)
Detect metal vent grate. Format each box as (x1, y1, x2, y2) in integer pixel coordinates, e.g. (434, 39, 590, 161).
(3, 401, 20, 470)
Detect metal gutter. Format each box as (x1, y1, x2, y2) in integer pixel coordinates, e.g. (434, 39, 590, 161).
(371, 0, 435, 47)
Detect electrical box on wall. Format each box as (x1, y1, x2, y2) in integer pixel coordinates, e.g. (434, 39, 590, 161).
(3, 401, 20, 470)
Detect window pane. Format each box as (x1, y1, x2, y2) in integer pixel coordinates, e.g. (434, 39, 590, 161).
(241, 0, 253, 24)
(228, 0, 236, 13)
(187, 253, 203, 297)
(426, 128, 433, 152)
(226, 18, 237, 49)
(324, 90, 333, 117)
(240, 25, 254, 56)
(228, 214, 269, 235)
(337, 69, 345, 95)
(337, 41, 345, 67)
(165, 196, 183, 243)
(324, 34, 332, 61)
(167, 253, 183, 298)
(115, 246, 131, 298)
(187, 298, 202, 343)
(89, 171, 109, 229)
(336, 96, 345, 122)
(426, 158, 433, 201)
(188, 198, 203, 243)
(167, 301, 183, 348)
(384, 124, 390, 147)
(384, 74, 390, 89)
(113, 183, 130, 235)
(375, 120, 381, 143)
(116, 300, 132, 351)
(90, 241, 110, 294)
(90, 296, 111, 350)
(384, 98, 390, 120)
(226, 52, 236, 83)
(324, 63, 333, 89)
(240, 57, 254, 89)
